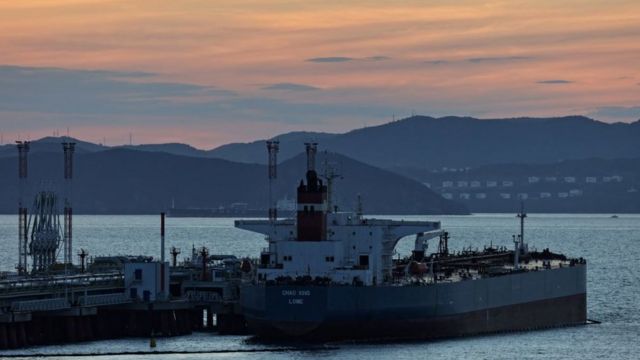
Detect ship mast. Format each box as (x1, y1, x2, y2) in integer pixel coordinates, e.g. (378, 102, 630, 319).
(514, 201, 527, 270)
(517, 201, 526, 250)
(266, 140, 279, 223)
(321, 153, 342, 213)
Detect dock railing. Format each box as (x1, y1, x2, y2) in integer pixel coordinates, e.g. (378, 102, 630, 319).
(0, 273, 124, 298)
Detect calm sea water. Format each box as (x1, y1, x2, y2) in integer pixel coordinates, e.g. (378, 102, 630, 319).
(0, 214, 638, 359)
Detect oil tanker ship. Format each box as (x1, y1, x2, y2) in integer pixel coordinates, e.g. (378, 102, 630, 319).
(235, 143, 587, 341)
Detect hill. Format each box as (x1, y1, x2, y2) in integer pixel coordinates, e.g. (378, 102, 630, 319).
(209, 131, 336, 164)
(0, 149, 466, 215)
(6, 116, 639, 172)
(0, 136, 106, 157)
(0, 137, 206, 159)
(208, 116, 640, 169)
(402, 157, 640, 213)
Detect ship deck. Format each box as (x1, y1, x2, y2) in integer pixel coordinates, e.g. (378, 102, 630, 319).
(394, 258, 577, 286)
(389, 248, 584, 286)
(255, 248, 586, 287)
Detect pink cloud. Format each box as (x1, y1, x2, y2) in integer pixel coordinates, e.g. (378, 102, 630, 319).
(1, 0, 639, 146)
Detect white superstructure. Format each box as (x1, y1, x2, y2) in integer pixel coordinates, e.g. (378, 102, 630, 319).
(235, 143, 440, 286)
(236, 214, 440, 285)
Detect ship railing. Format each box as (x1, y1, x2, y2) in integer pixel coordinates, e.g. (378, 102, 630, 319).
(0, 273, 124, 296)
(79, 293, 131, 306)
(11, 298, 71, 312)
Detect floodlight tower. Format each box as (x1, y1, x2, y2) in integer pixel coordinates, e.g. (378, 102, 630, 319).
(16, 141, 30, 275)
(266, 140, 279, 222)
(62, 142, 76, 266)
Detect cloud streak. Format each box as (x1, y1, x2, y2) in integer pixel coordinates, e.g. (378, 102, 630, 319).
(537, 80, 573, 84)
(306, 57, 353, 63)
(424, 60, 448, 65)
(0, 65, 395, 132)
(423, 56, 533, 65)
(466, 56, 532, 63)
(364, 56, 390, 61)
(0, 65, 235, 115)
(261, 82, 320, 91)
(306, 56, 390, 63)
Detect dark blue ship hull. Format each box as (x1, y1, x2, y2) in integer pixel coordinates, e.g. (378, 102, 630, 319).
(240, 265, 587, 340)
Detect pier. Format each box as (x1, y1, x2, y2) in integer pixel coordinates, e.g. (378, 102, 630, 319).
(0, 141, 247, 350)
(0, 258, 247, 350)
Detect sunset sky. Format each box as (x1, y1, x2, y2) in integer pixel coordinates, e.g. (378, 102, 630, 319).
(1, 0, 639, 148)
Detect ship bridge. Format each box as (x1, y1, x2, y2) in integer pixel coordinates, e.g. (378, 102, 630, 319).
(235, 216, 440, 243)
